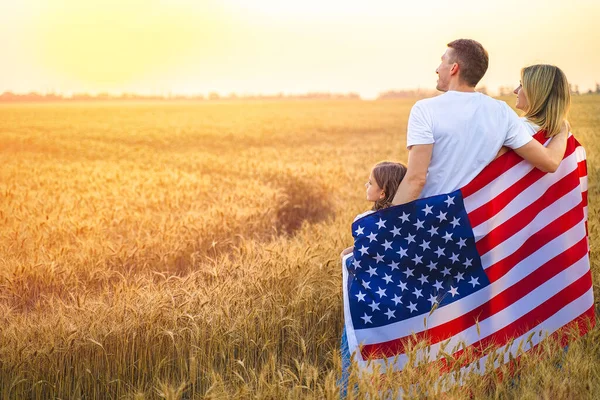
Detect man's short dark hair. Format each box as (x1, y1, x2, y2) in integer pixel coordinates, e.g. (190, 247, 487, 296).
(447, 39, 489, 87)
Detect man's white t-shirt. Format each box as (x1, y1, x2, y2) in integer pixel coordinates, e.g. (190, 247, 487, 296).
(407, 91, 533, 198)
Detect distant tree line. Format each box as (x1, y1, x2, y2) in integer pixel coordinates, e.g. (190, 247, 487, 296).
(0, 91, 361, 103)
(498, 83, 600, 96)
(2, 84, 599, 103)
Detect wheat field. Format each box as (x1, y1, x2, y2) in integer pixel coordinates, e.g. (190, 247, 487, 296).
(0, 97, 598, 399)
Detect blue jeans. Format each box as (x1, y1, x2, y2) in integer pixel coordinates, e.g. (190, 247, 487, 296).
(339, 327, 351, 399)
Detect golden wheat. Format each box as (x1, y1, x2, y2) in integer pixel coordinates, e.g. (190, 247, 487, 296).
(0, 98, 598, 399)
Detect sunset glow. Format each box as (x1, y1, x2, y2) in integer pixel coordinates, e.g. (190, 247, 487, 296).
(1, 0, 599, 98)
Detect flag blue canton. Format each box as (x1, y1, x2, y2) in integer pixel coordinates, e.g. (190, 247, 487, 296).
(347, 191, 490, 329)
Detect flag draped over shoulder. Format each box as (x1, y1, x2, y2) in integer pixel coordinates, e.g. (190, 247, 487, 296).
(342, 131, 594, 378)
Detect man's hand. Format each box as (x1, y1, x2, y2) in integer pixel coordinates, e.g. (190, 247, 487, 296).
(513, 122, 569, 173)
(392, 144, 433, 205)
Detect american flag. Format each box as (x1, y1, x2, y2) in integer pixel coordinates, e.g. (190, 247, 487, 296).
(342, 131, 595, 378)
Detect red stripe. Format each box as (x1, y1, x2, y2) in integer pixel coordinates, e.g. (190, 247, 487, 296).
(578, 159, 587, 177)
(466, 143, 577, 229)
(460, 131, 549, 198)
(461, 151, 526, 198)
(474, 168, 581, 256)
(360, 237, 589, 359)
(442, 304, 596, 375)
(449, 271, 592, 361)
(582, 190, 588, 208)
(484, 204, 585, 283)
(385, 304, 595, 378)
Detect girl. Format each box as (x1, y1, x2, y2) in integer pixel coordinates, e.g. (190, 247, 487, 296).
(339, 161, 407, 259)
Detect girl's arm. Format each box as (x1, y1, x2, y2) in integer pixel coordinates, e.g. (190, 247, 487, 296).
(340, 246, 354, 258)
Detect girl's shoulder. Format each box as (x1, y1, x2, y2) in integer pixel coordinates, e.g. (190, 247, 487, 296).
(353, 210, 375, 222)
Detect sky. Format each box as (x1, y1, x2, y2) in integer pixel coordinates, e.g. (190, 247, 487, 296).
(1, 0, 599, 99)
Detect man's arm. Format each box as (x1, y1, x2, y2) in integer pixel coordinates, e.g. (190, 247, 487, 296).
(392, 144, 433, 205)
(513, 124, 569, 173)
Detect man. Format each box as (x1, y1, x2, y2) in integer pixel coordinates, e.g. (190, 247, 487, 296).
(393, 39, 567, 204)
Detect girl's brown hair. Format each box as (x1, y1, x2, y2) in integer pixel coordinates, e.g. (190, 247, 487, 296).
(371, 161, 408, 211)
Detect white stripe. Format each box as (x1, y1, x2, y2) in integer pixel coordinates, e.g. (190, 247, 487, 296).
(351, 219, 586, 346)
(463, 137, 552, 213)
(479, 185, 584, 268)
(575, 145, 587, 164)
(357, 253, 590, 369)
(455, 286, 594, 379)
(342, 253, 365, 368)
(464, 160, 533, 213)
(580, 176, 588, 192)
(470, 150, 578, 235)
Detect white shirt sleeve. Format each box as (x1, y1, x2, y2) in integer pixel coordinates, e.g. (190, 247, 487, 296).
(407, 101, 435, 148)
(502, 103, 533, 149)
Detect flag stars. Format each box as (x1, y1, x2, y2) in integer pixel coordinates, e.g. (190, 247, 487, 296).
(352, 259, 361, 269)
(374, 253, 385, 264)
(358, 245, 369, 255)
(361, 313, 373, 324)
(368, 301, 380, 311)
(423, 204, 433, 215)
(428, 226, 439, 237)
(376, 287, 387, 298)
(441, 267, 451, 277)
(469, 276, 480, 287)
(414, 219, 425, 230)
(391, 226, 402, 237)
(405, 233, 416, 244)
(399, 212, 410, 223)
(366, 266, 378, 277)
(433, 280, 444, 291)
(398, 281, 408, 291)
(388, 260, 400, 271)
(442, 231, 453, 243)
(384, 308, 397, 320)
(392, 294, 403, 305)
(412, 288, 423, 299)
(428, 294, 439, 305)
(436, 211, 448, 222)
(450, 217, 461, 228)
(457, 238, 467, 249)
(383, 273, 393, 284)
(407, 302, 418, 313)
(355, 226, 364, 235)
(412, 254, 423, 265)
(361, 280, 371, 289)
(444, 196, 455, 207)
(450, 253, 460, 263)
(448, 286, 459, 297)
(397, 247, 408, 258)
(367, 232, 378, 243)
(382, 240, 393, 251)
(434, 247, 445, 258)
(426, 261, 438, 271)
(403, 267, 415, 278)
(419, 240, 431, 251)
(454, 272, 465, 283)
(355, 291, 366, 302)
(418, 274, 429, 285)
(376, 218, 387, 229)
(463, 258, 473, 268)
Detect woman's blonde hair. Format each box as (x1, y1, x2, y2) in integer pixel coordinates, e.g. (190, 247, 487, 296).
(371, 161, 407, 211)
(521, 64, 571, 138)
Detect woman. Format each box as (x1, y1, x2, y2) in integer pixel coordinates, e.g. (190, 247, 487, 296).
(514, 64, 571, 136)
(495, 64, 570, 160)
